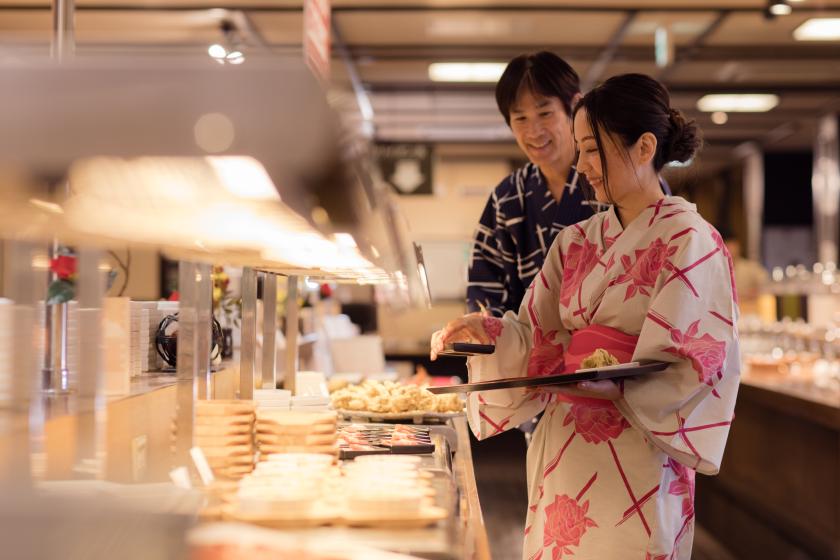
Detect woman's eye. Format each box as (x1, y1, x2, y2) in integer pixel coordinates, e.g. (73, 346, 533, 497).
(585, 148, 598, 154)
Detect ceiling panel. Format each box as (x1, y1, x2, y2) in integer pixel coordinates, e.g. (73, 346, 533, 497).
(335, 10, 626, 46)
(623, 10, 720, 46)
(707, 10, 840, 46)
(76, 11, 224, 44)
(665, 59, 840, 86)
(248, 12, 303, 44)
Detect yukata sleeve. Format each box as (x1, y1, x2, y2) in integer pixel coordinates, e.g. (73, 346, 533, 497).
(466, 233, 572, 440)
(615, 226, 740, 475)
(467, 190, 514, 317)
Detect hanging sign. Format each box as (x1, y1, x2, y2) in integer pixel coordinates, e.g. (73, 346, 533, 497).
(374, 143, 434, 195)
(304, 0, 331, 81)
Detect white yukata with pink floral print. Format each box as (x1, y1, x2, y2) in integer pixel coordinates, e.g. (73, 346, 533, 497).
(467, 196, 740, 560)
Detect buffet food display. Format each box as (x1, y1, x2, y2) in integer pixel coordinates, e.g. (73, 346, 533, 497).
(330, 380, 463, 416)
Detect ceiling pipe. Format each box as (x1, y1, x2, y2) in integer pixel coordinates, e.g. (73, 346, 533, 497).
(581, 10, 637, 91)
(51, 0, 74, 61)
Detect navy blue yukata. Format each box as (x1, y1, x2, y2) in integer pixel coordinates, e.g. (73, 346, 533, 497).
(467, 163, 595, 317)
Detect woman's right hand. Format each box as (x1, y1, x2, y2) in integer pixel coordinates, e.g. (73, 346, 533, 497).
(430, 313, 491, 361)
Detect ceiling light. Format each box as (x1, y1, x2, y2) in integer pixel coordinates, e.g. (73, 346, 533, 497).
(208, 44, 226, 59)
(711, 111, 729, 125)
(428, 62, 507, 83)
(794, 18, 840, 40)
(769, 2, 792, 16)
(697, 93, 779, 112)
(226, 51, 245, 65)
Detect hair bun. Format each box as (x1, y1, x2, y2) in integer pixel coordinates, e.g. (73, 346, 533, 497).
(666, 108, 702, 163)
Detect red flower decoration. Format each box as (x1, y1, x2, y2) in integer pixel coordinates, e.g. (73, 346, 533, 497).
(667, 458, 696, 519)
(614, 238, 677, 301)
(482, 317, 504, 344)
(663, 320, 726, 386)
(167, 291, 180, 302)
(49, 255, 76, 280)
(709, 226, 739, 305)
(559, 239, 600, 308)
(543, 494, 598, 558)
(562, 400, 629, 444)
(527, 327, 565, 377)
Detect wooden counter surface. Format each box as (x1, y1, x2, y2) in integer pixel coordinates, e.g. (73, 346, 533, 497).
(697, 374, 840, 560)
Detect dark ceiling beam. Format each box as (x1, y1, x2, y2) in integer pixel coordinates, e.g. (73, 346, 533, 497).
(581, 10, 637, 90)
(346, 44, 840, 63)
(658, 9, 729, 83)
(2, 2, 838, 12)
(366, 82, 840, 94)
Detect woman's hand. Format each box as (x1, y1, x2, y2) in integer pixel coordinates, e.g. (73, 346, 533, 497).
(430, 313, 490, 361)
(527, 380, 620, 401)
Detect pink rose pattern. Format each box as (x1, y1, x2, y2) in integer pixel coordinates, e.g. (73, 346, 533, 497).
(667, 458, 696, 519)
(614, 238, 677, 301)
(562, 400, 629, 444)
(528, 328, 565, 377)
(482, 316, 504, 344)
(543, 494, 598, 558)
(559, 238, 601, 307)
(709, 226, 739, 305)
(663, 320, 726, 387)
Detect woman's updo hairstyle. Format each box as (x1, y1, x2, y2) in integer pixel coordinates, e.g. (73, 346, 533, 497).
(572, 74, 701, 194)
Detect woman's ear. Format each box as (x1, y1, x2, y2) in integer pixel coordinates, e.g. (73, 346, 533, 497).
(636, 132, 658, 166)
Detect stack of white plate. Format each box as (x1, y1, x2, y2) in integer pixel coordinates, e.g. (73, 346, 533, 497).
(253, 389, 291, 411)
(291, 395, 331, 412)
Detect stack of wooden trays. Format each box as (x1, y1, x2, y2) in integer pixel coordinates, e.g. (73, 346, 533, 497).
(194, 400, 256, 480)
(255, 410, 338, 459)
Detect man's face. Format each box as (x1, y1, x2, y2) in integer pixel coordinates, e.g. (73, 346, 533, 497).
(509, 88, 574, 169)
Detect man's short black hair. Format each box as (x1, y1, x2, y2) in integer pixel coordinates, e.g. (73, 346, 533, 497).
(495, 51, 581, 125)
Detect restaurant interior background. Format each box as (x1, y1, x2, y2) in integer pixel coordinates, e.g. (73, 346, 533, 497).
(1, 1, 840, 559)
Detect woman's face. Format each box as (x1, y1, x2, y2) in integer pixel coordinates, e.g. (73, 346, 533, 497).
(509, 88, 575, 169)
(573, 107, 637, 205)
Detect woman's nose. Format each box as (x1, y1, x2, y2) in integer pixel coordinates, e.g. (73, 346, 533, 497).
(575, 151, 587, 171)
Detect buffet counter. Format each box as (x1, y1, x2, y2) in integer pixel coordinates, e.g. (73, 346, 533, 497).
(3, 374, 489, 560)
(697, 370, 840, 560)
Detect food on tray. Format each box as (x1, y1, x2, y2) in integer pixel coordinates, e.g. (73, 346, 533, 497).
(330, 380, 463, 414)
(580, 348, 620, 369)
(327, 377, 351, 393)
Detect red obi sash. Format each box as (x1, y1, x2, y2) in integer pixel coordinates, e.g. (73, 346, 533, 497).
(556, 324, 638, 405)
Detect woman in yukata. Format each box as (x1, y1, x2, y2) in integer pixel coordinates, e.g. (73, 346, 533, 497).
(431, 73, 740, 560)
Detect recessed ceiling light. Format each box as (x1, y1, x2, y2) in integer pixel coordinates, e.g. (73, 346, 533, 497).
(428, 62, 507, 83)
(794, 18, 840, 40)
(711, 111, 729, 125)
(697, 93, 779, 112)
